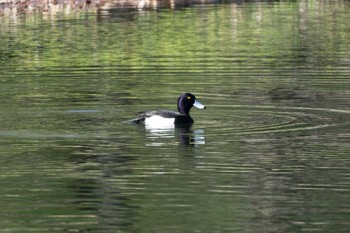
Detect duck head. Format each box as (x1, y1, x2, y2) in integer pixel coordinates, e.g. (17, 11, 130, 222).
(177, 93, 206, 115)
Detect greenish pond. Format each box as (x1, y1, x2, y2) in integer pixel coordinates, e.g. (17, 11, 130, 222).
(1, 1, 350, 232)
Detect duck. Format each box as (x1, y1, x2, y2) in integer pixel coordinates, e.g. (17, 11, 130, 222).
(129, 93, 206, 127)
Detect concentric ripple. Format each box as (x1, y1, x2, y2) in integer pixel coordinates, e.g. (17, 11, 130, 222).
(205, 105, 350, 136)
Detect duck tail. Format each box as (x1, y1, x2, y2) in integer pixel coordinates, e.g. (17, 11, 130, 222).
(127, 117, 145, 124)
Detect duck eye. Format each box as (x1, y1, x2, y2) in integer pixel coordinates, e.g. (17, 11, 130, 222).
(187, 96, 191, 100)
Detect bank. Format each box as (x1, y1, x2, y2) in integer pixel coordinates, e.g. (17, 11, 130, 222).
(0, 0, 220, 15)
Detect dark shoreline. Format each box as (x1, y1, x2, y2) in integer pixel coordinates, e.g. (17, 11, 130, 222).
(0, 0, 220, 16)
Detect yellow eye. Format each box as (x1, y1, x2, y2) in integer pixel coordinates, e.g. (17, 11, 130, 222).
(187, 96, 191, 100)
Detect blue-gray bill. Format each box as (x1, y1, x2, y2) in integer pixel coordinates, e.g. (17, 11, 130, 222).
(193, 99, 206, 109)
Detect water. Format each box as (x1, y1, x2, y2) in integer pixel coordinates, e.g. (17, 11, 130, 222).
(1, 1, 350, 232)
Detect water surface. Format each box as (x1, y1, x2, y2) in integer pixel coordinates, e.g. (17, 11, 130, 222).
(1, 1, 350, 232)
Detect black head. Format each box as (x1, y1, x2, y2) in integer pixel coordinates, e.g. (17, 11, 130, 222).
(177, 93, 206, 115)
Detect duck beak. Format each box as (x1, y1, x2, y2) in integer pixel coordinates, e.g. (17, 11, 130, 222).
(193, 99, 206, 109)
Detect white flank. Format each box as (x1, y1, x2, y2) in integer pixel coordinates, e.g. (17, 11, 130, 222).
(145, 115, 175, 129)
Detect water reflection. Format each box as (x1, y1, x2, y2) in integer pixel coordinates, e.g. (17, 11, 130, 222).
(62, 137, 140, 231)
(144, 125, 205, 148)
(177, 127, 205, 148)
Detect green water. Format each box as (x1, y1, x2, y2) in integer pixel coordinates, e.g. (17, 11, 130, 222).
(1, 1, 350, 232)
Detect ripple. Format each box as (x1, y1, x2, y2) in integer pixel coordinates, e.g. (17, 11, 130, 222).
(205, 105, 350, 136)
